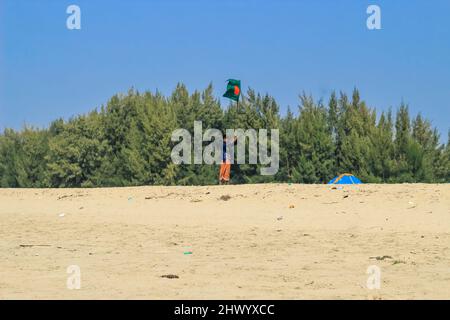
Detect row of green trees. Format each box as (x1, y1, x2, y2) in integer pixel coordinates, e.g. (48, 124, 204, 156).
(0, 84, 448, 187)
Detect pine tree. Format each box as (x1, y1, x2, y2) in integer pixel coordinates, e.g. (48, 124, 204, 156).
(291, 94, 334, 183)
(279, 106, 297, 181)
(394, 103, 413, 181)
(370, 110, 395, 182)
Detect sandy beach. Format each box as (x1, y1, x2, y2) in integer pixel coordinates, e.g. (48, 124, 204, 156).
(0, 184, 449, 299)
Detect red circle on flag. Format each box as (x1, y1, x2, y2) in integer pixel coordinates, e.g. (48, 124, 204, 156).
(234, 85, 240, 95)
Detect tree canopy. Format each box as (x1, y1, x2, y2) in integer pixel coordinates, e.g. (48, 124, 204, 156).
(0, 84, 448, 187)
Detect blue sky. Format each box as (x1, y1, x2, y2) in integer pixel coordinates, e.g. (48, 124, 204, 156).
(1, 0, 449, 142)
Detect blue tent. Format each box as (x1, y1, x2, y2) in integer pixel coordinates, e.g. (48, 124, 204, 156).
(328, 173, 362, 184)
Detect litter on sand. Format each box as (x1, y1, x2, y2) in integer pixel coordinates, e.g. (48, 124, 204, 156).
(369, 255, 393, 261)
(219, 195, 231, 201)
(161, 274, 179, 279)
(183, 245, 193, 255)
(58, 213, 65, 217)
(407, 201, 417, 209)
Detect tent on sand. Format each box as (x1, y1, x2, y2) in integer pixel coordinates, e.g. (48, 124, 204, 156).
(328, 173, 362, 185)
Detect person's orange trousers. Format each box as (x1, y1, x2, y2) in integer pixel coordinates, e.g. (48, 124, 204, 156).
(219, 162, 231, 182)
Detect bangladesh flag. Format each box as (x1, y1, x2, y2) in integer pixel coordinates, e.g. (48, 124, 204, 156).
(223, 79, 241, 102)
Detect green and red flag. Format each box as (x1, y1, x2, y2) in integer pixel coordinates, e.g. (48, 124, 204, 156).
(223, 79, 241, 102)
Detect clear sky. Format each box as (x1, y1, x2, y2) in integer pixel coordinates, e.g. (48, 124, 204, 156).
(1, 0, 449, 141)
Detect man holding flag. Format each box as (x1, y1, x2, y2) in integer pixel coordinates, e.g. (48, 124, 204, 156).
(219, 79, 241, 184)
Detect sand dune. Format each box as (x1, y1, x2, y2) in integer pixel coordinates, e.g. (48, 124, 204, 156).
(0, 184, 449, 299)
